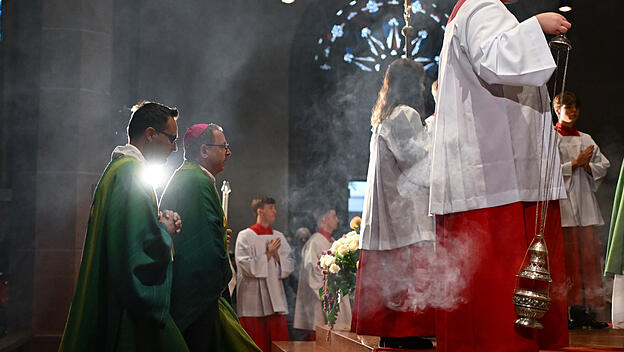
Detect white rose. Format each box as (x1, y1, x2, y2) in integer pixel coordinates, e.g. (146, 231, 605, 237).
(337, 245, 349, 256)
(346, 231, 357, 238)
(329, 263, 341, 274)
(326, 255, 336, 267)
(319, 255, 329, 269)
(348, 238, 359, 251)
(330, 241, 340, 254)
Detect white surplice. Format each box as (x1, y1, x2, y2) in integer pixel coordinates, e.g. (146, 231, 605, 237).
(361, 106, 435, 251)
(429, 0, 566, 215)
(293, 233, 352, 331)
(235, 228, 294, 317)
(557, 132, 610, 227)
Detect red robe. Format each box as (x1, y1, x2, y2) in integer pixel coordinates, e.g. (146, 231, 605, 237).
(435, 202, 568, 352)
(351, 242, 436, 337)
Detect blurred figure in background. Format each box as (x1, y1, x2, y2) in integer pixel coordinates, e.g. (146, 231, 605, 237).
(294, 209, 351, 340)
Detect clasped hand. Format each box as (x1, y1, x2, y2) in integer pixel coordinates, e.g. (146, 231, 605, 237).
(266, 237, 281, 262)
(159, 210, 182, 236)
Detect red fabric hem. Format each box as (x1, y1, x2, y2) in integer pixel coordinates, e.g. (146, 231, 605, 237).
(352, 243, 436, 337)
(435, 201, 568, 352)
(239, 314, 289, 352)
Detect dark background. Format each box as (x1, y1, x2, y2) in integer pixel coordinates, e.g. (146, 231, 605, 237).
(0, 0, 621, 350)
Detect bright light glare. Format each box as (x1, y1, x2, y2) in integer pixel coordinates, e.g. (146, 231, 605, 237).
(559, 6, 572, 12)
(282, 0, 295, 4)
(141, 163, 168, 189)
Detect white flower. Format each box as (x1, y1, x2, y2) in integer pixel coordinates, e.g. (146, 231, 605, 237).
(326, 255, 336, 267)
(320, 254, 336, 269)
(330, 241, 340, 254)
(329, 263, 341, 274)
(337, 245, 349, 256)
(348, 238, 359, 251)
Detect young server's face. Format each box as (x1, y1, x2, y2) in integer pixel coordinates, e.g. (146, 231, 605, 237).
(558, 104, 580, 126)
(259, 204, 277, 225)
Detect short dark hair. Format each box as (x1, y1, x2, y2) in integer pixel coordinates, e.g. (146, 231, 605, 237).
(251, 196, 276, 215)
(313, 208, 334, 226)
(184, 123, 223, 160)
(553, 92, 580, 111)
(127, 101, 179, 140)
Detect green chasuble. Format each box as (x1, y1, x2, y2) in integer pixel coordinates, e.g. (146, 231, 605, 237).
(606, 160, 624, 276)
(214, 297, 261, 352)
(160, 160, 232, 331)
(59, 155, 188, 352)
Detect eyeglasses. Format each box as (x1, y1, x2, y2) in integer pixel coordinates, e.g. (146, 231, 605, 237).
(155, 129, 178, 144)
(205, 143, 231, 151)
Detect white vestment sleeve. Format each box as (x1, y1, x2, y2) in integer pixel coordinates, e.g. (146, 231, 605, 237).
(561, 161, 573, 177)
(588, 137, 610, 190)
(277, 233, 294, 279)
(463, 2, 555, 87)
(235, 232, 268, 278)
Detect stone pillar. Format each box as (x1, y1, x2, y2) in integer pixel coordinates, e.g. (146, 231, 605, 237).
(32, 0, 113, 350)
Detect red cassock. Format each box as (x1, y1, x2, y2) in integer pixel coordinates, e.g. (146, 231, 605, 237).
(351, 242, 436, 337)
(239, 314, 289, 352)
(435, 201, 568, 352)
(562, 226, 605, 307)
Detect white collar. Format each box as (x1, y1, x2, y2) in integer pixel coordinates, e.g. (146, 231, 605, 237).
(111, 144, 145, 163)
(197, 163, 216, 184)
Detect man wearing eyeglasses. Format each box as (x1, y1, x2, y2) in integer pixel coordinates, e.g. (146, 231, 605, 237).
(59, 101, 187, 351)
(160, 124, 259, 351)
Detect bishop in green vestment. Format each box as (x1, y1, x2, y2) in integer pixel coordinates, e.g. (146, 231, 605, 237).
(160, 123, 260, 351)
(59, 102, 188, 352)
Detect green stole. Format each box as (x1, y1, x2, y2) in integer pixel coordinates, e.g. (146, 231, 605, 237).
(59, 156, 188, 352)
(606, 160, 624, 276)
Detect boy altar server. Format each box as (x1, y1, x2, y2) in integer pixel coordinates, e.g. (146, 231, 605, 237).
(236, 196, 294, 352)
(553, 92, 610, 328)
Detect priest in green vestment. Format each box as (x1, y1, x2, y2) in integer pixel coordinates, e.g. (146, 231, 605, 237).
(59, 101, 188, 352)
(605, 160, 624, 328)
(160, 123, 260, 351)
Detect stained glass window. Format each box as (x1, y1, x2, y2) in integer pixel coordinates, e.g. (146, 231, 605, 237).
(314, 0, 451, 73)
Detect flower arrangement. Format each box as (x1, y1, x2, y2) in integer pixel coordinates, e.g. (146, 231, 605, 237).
(318, 216, 362, 328)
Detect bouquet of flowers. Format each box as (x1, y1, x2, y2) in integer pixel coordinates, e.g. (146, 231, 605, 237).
(318, 216, 362, 328)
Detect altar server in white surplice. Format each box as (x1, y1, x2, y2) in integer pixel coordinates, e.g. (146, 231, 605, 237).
(352, 59, 435, 350)
(431, 0, 571, 351)
(294, 209, 352, 338)
(553, 92, 610, 328)
(235, 196, 294, 352)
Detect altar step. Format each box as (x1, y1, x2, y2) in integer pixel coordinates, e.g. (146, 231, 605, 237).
(272, 325, 433, 352)
(271, 325, 624, 352)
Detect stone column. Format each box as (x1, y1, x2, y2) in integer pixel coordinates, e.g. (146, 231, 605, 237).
(32, 0, 113, 350)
